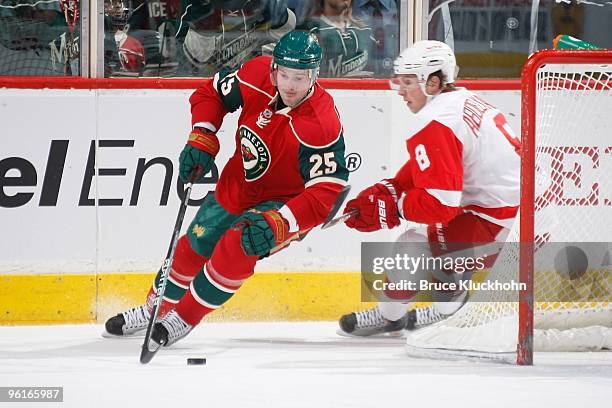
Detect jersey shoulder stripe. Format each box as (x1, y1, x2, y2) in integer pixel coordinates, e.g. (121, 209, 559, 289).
(286, 85, 342, 148)
(413, 88, 475, 144)
(236, 56, 275, 99)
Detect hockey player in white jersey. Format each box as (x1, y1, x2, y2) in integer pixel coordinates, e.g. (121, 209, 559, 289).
(339, 40, 521, 336)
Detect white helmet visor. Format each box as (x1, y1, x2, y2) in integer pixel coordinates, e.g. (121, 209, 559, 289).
(389, 75, 422, 91)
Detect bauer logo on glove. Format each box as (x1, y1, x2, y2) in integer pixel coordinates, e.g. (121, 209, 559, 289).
(344, 181, 401, 232)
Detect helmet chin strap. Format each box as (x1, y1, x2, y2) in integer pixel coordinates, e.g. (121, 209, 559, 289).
(418, 78, 443, 107)
(419, 82, 438, 106)
(425, 92, 438, 105)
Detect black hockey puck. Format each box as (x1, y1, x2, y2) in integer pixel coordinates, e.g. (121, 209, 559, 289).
(554, 245, 588, 280)
(187, 357, 206, 366)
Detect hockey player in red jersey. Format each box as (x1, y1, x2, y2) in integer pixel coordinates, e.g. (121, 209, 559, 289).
(104, 31, 349, 346)
(338, 40, 521, 336)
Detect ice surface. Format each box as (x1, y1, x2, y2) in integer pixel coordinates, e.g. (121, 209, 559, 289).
(1, 322, 611, 407)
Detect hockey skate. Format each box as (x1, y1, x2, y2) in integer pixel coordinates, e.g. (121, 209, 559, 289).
(151, 310, 193, 347)
(103, 304, 150, 338)
(338, 307, 409, 337)
(404, 305, 445, 330)
(103, 287, 176, 338)
(405, 291, 470, 330)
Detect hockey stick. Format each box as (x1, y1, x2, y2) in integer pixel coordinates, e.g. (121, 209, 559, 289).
(140, 166, 203, 364)
(321, 208, 358, 230)
(268, 184, 352, 255)
(59, 0, 79, 75)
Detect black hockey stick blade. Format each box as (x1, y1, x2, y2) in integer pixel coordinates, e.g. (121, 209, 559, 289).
(140, 336, 163, 364)
(321, 184, 351, 227)
(321, 185, 355, 229)
(140, 166, 202, 364)
(321, 208, 358, 230)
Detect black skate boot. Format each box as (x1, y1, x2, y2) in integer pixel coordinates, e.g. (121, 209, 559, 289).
(405, 292, 469, 330)
(103, 305, 150, 337)
(404, 305, 445, 330)
(338, 307, 409, 337)
(151, 310, 193, 347)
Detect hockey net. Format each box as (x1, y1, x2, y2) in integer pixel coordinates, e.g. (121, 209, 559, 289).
(405, 50, 612, 364)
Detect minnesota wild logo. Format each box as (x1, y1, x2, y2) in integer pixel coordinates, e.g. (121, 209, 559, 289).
(239, 125, 270, 181)
(241, 144, 256, 162)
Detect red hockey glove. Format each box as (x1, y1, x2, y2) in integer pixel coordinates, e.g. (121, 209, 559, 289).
(344, 180, 401, 232)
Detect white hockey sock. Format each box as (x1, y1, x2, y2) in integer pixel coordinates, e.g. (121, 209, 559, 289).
(379, 302, 411, 322)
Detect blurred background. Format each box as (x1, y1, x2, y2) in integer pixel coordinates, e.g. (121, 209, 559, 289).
(1, 0, 610, 79)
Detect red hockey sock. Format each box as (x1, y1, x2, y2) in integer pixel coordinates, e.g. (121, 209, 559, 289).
(383, 277, 419, 302)
(174, 288, 216, 326)
(169, 235, 208, 287)
(144, 286, 176, 319)
(175, 228, 257, 326)
(149, 235, 208, 307)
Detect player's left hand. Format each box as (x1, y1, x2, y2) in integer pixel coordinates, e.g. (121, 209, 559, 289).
(238, 210, 290, 256)
(344, 181, 401, 232)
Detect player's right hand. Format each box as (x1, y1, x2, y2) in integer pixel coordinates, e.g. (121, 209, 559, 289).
(178, 128, 220, 183)
(344, 180, 401, 232)
(238, 209, 290, 257)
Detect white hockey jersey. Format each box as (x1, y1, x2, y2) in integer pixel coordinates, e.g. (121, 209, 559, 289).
(395, 88, 520, 228)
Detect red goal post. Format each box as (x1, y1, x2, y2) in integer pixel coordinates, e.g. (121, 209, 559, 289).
(518, 49, 612, 365)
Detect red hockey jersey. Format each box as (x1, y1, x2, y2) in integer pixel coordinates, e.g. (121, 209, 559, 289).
(392, 89, 520, 228)
(189, 56, 349, 231)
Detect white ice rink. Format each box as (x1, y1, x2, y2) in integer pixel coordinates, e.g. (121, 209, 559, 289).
(1, 322, 611, 407)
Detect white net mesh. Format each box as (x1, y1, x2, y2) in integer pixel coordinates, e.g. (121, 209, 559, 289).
(405, 51, 612, 362)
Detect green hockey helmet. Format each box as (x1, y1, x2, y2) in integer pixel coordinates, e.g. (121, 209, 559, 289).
(273, 31, 322, 70)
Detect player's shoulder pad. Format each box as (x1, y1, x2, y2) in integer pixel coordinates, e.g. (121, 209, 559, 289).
(406, 89, 471, 141)
(288, 85, 343, 148)
(236, 56, 275, 98)
(427, 89, 474, 130)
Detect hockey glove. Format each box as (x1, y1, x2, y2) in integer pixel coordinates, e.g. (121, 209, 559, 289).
(239, 210, 290, 257)
(344, 180, 401, 232)
(179, 128, 220, 183)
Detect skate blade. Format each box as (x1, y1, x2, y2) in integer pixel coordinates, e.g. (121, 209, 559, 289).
(101, 330, 146, 339)
(335, 329, 406, 339)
